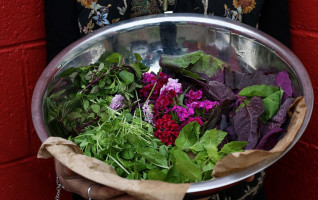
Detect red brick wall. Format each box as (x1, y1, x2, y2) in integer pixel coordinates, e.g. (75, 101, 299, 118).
(0, 1, 71, 199)
(264, 1, 318, 199)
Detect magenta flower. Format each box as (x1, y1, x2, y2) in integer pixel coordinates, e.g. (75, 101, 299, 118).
(142, 73, 157, 84)
(110, 94, 125, 110)
(187, 101, 205, 109)
(187, 100, 219, 112)
(160, 78, 182, 95)
(171, 105, 194, 121)
(202, 100, 219, 110)
(185, 90, 202, 104)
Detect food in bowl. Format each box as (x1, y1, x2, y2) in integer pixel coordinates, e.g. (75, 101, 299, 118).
(45, 50, 298, 183)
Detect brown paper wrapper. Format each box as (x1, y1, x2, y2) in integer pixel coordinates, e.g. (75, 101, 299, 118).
(38, 137, 190, 200)
(37, 97, 306, 199)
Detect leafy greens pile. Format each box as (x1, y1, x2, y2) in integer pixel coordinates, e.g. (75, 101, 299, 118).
(45, 50, 296, 183)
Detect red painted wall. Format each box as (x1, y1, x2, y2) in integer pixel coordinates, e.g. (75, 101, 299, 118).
(0, 0, 317, 200)
(0, 1, 71, 199)
(264, 1, 318, 199)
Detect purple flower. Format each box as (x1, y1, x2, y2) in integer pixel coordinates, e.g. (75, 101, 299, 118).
(142, 101, 154, 124)
(142, 73, 157, 84)
(187, 100, 219, 112)
(185, 90, 202, 104)
(187, 101, 205, 109)
(160, 78, 182, 95)
(202, 100, 219, 110)
(171, 105, 194, 121)
(110, 94, 125, 110)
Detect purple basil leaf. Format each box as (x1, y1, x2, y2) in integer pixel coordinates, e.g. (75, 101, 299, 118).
(259, 121, 268, 139)
(224, 68, 276, 90)
(255, 127, 284, 150)
(281, 92, 289, 104)
(258, 97, 294, 147)
(264, 97, 294, 132)
(203, 100, 231, 131)
(206, 81, 236, 102)
(234, 96, 265, 149)
(209, 70, 224, 83)
(275, 70, 293, 97)
(226, 125, 237, 141)
(271, 97, 294, 124)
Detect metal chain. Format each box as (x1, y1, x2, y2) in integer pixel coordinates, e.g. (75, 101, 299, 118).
(55, 176, 63, 200)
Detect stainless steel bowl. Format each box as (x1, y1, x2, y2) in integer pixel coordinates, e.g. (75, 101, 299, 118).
(32, 14, 314, 198)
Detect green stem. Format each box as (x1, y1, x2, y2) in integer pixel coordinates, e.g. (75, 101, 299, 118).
(135, 90, 143, 127)
(108, 154, 130, 175)
(145, 82, 157, 103)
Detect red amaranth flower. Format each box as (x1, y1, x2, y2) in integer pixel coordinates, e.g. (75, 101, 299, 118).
(142, 72, 157, 84)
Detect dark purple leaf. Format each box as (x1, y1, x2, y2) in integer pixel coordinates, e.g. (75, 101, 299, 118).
(255, 127, 284, 150)
(271, 97, 294, 124)
(203, 100, 231, 131)
(234, 96, 264, 149)
(275, 70, 293, 97)
(224, 68, 276, 90)
(226, 125, 237, 141)
(281, 92, 289, 104)
(181, 76, 236, 103)
(263, 97, 294, 133)
(206, 81, 236, 102)
(209, 70, 224, 83)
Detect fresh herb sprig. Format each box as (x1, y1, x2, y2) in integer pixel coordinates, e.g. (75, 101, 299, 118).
(45, 53, 147, 137)
(72, 119, 247, 183)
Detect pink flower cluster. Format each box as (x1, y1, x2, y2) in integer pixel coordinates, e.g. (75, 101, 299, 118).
(160, 78, 182, 95)
(139, 72, 220, 146)
(171, 105, 194, 121)
(170, 90, 219, 123)
(187, 100, 220, 110)
(185, 90, 202, 104)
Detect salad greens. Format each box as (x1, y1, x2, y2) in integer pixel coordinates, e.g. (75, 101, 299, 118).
(45, 50, 296, 183)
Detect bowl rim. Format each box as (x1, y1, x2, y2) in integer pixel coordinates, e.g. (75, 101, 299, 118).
(31, 13, 314, 195)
